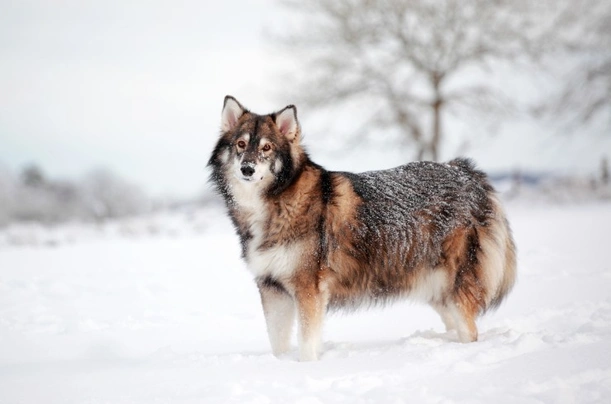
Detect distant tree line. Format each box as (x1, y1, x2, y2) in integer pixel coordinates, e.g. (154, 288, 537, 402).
(0, 163, 151, 226)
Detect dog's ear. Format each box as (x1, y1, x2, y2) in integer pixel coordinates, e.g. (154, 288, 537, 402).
(221, 96, 245, 132)
(274, 105, 299, 141)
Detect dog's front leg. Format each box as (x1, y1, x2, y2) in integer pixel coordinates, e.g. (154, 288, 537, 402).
(295, 285, 327, 361)
(258, 282, 295, 357)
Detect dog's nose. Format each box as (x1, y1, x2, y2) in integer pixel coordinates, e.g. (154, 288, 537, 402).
(241, 166, 255, 177)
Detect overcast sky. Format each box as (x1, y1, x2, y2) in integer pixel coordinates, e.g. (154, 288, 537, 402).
(1, 0, 609, 197)
(0, 0, 283, 196)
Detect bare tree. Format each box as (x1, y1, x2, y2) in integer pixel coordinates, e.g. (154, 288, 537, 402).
(544, 0, 611, 128)
(277, 0, 557, 161)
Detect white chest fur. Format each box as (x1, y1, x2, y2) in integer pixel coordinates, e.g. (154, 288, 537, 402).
(229, 176, 302, 279)
(247, 241, 303, 278)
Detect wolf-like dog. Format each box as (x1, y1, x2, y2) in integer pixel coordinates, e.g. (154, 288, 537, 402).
(208, 96, 517, 361)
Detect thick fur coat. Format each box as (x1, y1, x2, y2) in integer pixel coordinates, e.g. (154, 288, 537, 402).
(208, 96, 517, 361)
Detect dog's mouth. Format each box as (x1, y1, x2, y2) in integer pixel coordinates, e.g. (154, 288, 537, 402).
(234, 172, 264, 183)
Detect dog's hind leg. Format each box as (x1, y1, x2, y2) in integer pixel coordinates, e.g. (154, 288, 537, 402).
(258, 281, 295, 357)
(447, 300, 479, 343)
(432, 303, 457, 332)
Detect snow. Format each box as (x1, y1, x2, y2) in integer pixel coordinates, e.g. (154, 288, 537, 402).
(1, 201, 610, 403)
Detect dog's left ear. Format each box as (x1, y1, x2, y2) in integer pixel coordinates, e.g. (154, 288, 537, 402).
(274, 105, 299, 141)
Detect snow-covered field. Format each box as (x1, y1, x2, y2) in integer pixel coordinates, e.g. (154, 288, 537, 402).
(1, 201, 610, 403)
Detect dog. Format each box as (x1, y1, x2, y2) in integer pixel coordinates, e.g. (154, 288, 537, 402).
(208, 96, 517, 361)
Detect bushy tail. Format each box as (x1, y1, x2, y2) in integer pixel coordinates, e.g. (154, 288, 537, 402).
(449, 158, 517, 311)
(482, 195, 517, 311)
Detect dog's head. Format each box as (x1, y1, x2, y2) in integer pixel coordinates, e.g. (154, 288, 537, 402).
(209, 96, 306, 199)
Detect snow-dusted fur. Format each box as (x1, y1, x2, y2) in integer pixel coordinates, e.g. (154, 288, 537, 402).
(208, 96, 517, 361)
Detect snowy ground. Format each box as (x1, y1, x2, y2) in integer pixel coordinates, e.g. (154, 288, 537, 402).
(1, 201, 610, 403)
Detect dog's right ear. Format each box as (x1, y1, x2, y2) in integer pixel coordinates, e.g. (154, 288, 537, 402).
(221, 96, 245, 132)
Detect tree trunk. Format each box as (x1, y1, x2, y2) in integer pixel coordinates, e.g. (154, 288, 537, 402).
(430, 72, 444, 162)
(416, 145, 426, 161)
(430, 99, 441, 162)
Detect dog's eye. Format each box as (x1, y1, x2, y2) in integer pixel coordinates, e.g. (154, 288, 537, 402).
(262, 144, 272, 152)
(237, 140, 246, 149)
